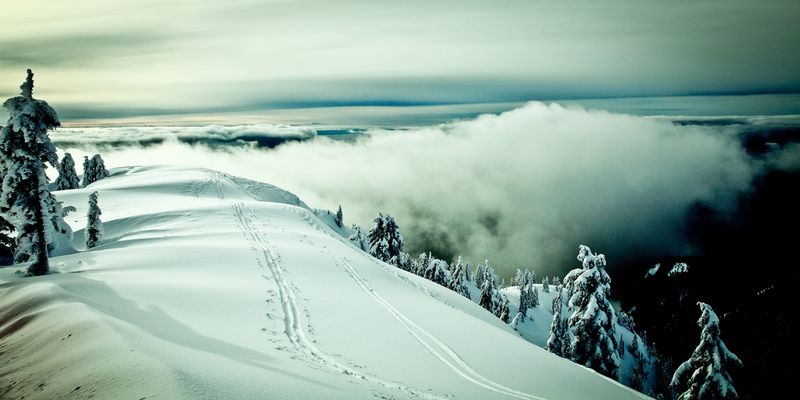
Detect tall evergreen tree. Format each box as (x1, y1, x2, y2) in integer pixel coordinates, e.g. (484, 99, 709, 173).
(671, 302, 742, 400)
(448, 256, 471, 300)
(55, 152, 80, 190)
(542, 276, 550, 293)
(474, 263, 486, 288)
(518, 270, 538, 319)
(511, 268, 524, 286)
(630, 335, 647, 392)
(0, 70, 63, 275)
(519, 282, 531, 318)
(85, 191, 103, 248)
(496, 294, 510, 323)
(82, 156, 90, 187)
(82, 153, 110, 187)
(563, 245, 620, 378)
(422, 253, 450, 286)
(479, 279, 494, 312)
(547, 285, 570, 357)
(551, 286, 563, 315)
(335, 205, 343, 227)
(366, 213, 404, 264)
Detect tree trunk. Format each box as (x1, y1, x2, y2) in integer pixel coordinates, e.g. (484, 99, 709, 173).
(27, 184, 49, 276)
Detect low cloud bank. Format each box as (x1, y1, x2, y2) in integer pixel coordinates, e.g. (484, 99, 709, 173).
(51, 124, 317, 150)
(57, 102, 763, 277)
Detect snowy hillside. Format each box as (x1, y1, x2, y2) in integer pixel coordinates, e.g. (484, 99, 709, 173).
(0, 166, 646, 400)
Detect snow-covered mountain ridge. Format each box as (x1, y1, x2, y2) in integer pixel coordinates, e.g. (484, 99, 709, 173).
(0, 165, 646, 400)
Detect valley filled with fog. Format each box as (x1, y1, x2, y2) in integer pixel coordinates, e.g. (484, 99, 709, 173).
(49, 100, 800, 280)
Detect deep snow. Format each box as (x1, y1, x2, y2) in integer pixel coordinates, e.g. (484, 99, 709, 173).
(0, 166, 647, 399)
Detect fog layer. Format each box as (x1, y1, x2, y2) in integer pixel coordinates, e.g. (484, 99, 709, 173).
(56, 102, 755, 277)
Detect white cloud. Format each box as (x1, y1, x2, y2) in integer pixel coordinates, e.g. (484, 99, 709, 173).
(51, 124, 316, 148)
(56, 102, 756, 277)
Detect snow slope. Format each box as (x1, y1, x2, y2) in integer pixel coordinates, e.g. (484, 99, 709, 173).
(0, 166, 647, 400)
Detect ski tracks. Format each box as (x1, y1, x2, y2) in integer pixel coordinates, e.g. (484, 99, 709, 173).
(232, 202, 448, 400)
(281, 205, 544, 400)
(182, 170, 226, 199)
(337, 256, 546, 400)
(182, 170, 264, 200)
(283, 206, 455, 308)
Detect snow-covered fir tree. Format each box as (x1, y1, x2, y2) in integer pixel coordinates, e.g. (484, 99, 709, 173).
(474, 262, 486, 288)
(85, 191, 103, 248)
(448, 256, 471, 299)
(421, 253, 450, 286)
(394, 251, 414, 272)
(0, 70, 65, 275)
(671, 302, 742, 400)
(511, 268, 524, 286)
(551, 285, 564, 315)
(335, 205, 343, 227)
(348, 224, 369, 252)
(412, 252, 429, 276)
(518, 270, 539, 319)
(546, 287, 569, 357)
(548, 316, 570, 357)
(82, 156, 90, 186)
(497, 295, 510, 323)
(479, 279, 494, 312)
(474, 260, 509, 321)
(366, 213, 404, 264)
(82, 154, 110, 187)
(55, 152, 80, 190)
(630, 335, 647, 392)
(563, 245, 620, 378)
(542, 276, 550, 293)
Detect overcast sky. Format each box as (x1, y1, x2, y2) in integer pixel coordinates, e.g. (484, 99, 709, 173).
(1, 0, 799, 115)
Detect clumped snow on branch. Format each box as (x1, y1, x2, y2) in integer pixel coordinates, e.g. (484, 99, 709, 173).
(563, 245, 621, 378)
(671, 302, 742, 400)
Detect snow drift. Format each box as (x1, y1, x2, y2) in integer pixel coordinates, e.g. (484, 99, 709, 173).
(0, 166, 645, 399)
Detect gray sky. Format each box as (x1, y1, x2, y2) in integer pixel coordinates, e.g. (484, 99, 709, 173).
(1, 0, 799, 116)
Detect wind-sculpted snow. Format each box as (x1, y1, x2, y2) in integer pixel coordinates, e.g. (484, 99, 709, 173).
(0, 166, 647, 399)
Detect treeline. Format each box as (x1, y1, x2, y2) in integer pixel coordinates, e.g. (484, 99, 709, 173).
(348, 210, 742, 400)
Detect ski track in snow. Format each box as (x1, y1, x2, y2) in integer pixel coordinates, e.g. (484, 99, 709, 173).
(194, 172, 544, 400)
(337, 256, 546, 400)
(231, 201, 448, 400)
(279, 205, 544, 400)
(182, 177, 213, 198)
(182, 169, 261, 200)
(283, 205, 455, 308)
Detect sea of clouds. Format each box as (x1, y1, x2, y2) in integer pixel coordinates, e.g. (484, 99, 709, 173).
(53, 102, 780, 277)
